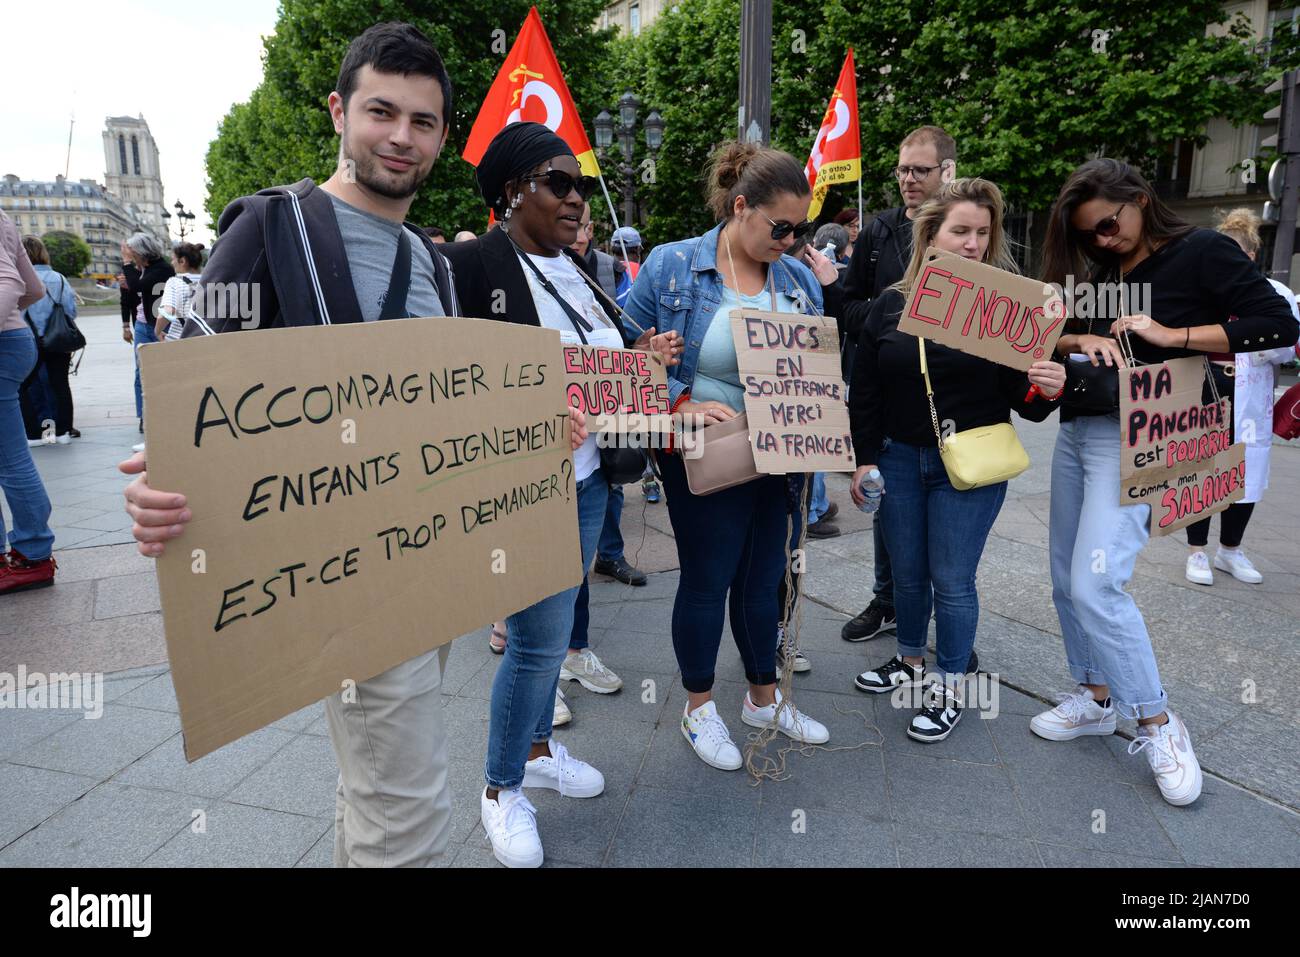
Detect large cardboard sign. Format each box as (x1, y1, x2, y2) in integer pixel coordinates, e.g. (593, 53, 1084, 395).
(562, 345, 672, 438)
(140, 318, 582, 760)
(1119, 356, 1246, 535)
(898, 247, 1067, 371)
(730, 309, 855, 473)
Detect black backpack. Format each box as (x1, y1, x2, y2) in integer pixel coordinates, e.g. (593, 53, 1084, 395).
(26, 274, 87, 355)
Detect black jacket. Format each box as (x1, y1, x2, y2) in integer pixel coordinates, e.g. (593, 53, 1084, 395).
(839, 206, 912, 345)
(441, 225, 630, 344)
(120, 262, 140, 324)
(182, 178, 459, 335)
(128, 258, 174, 327)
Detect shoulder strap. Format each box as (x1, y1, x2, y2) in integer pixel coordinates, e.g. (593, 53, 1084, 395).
(571, 261, 647, 336)
(514, 243, 593, 344)
(917, 337, 945, 448)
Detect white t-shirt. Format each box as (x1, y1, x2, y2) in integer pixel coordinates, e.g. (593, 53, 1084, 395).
(518, 251, 624, 481)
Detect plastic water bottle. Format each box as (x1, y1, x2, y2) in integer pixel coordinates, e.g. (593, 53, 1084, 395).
(857, 468, 884, 514)
(821, 242, 838, 260)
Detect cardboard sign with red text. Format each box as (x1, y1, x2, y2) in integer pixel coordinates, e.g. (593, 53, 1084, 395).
(730, 309, 855, 473)
(141, 318, 581, 760)
(562, 345, 672, 438)
(1119, 356, 1246, 535)
(898, 247, 1067, 371)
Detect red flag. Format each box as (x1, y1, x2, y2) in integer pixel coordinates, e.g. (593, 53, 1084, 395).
(463, 6, 600, 177)
(804, 49, 861, 220)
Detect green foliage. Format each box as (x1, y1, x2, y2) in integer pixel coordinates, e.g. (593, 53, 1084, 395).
(41, 231, 92, 277)
(206, 0, 1293, 247)
(204, 0, 617, 234)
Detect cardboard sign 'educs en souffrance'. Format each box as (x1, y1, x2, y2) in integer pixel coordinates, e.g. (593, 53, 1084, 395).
(730, 309, 855, 473)
(141, 318, 581, 761)
(1119, 356, 1246, 535)
(898, 248, 1067, 371)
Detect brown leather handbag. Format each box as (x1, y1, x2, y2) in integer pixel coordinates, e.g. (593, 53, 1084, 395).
(680, 412, 761, 495)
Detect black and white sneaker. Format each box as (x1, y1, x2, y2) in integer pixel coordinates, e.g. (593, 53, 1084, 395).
(775, 625, 811, 673)
(841, 599, 898, 642)
(908, 679, 963, 743)
(854, 655, 924, 694)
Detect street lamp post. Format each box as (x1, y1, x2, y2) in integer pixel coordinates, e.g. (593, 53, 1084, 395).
(593, 92, 664, 231)
(171, 199, 196, 241)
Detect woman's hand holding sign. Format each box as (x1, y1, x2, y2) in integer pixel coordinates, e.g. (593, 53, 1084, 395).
(120, 452, 190, 557)
(1025, 360, 1067, 397)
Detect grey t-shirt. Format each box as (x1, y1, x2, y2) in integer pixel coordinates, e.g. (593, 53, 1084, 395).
(327, 192, 444, 321)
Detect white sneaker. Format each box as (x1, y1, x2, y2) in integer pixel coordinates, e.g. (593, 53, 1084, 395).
(741, 688, 830, 744)
(681, 700, 742, 771)
(552, 687, 572, 727)
(55, 434, 71, 445)
(131, 442, 145, 453)
(27, 438, 48, 447)
(560, 648, 623, 693)
(480, 787, 543, 868)
(1184, 551, 1214, 585)
(522, 740, 605, 797)
(1127, 710, 1203, 806)
(1030, 686, 1117, 741)
(1214, 548, 1262, 584)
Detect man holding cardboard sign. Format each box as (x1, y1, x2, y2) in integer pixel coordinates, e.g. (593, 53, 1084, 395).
(122, 23, 595, 869)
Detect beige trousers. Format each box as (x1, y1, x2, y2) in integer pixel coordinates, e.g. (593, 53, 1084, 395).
(324, 644, 453, 867)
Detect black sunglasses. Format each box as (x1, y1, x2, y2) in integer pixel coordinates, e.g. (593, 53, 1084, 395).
(761, 213, 816, 242)
(1075, 203, 1126, 243)
(520, 170, 599, 202)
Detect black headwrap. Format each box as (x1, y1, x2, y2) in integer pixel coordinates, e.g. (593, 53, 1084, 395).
(475, 121, 574, 215)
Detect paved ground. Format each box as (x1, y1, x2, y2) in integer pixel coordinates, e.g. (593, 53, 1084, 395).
(2, 308, 1298, 867)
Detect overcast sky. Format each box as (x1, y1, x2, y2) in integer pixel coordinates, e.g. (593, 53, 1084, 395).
(0, 0, 281, 246)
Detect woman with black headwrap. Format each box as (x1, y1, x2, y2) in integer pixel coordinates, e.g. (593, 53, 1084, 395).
(443, 122, 680, 868)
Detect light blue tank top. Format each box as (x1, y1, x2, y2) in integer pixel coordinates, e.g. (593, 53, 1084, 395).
(691, 283, 795, 411)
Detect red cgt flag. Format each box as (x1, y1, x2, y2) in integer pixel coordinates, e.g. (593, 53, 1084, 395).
(462, 6, 601, 178)
(804, 48, 861, 220)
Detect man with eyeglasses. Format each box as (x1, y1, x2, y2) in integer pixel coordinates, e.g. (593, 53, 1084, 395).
(838, 124, 957, 645)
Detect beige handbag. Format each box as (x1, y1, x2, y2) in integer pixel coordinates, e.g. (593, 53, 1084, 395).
(918, 339, 1029, 490)
(680, 412, 761, 495)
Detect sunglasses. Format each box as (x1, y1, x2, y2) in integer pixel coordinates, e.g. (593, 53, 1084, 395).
(519, 170, 599, 202)
(761, 213, 816, 242)
(1075, 203, 1126, 243)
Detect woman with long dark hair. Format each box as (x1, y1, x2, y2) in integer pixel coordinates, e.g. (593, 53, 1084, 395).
(1035, 159, 1296, 806)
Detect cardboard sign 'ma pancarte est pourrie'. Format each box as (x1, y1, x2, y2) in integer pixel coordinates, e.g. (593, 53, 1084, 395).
(141, 318, 581, 760)
(730, 309, 855, 473)
(898, 247, 1068, 371)
(1119, 356, 1246, 535)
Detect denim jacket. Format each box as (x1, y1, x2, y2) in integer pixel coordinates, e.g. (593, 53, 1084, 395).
(25, 265, 77, 337)
(624, 222, 825, 405)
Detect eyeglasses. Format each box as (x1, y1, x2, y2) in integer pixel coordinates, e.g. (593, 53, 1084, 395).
(761, 213, 816, 242)
(1075, 203, 1127, 243)
(519, 170, 599, 202)
(894, 164, 941, 181)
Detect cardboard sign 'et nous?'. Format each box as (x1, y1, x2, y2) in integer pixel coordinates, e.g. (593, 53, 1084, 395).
(562, 344, 672, 436)
(140, 318, 581, 761)
(898, 248, 1067, 371)
(730, 309, 854, 473)
(1119, 356, 1246, 535)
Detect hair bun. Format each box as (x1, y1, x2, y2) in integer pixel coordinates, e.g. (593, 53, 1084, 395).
(710, 141, 759, 192)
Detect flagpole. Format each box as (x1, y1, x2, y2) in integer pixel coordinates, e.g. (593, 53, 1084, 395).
(857, 176, 864, 228)
(597, 173, 631, 264)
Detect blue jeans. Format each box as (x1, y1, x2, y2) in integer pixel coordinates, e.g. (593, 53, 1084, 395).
(485, 469, 608, 789)
(878, 439, 1006, 681)
(1049, 415, 1166, 719)
(0, 329, 54, 560)
(596, 482, 624, 562)
(132, 319, 158, 419)
(808, 472, 829, 523)
(657, 452, 789, 693)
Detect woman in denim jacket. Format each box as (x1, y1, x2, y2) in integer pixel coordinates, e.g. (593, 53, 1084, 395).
(624, 142, 842, 771)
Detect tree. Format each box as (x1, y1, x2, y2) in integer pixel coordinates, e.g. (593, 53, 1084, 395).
(611, 0, 1288, 247)
(42, 231, 92, 278)
(204, 0, 618, 235)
